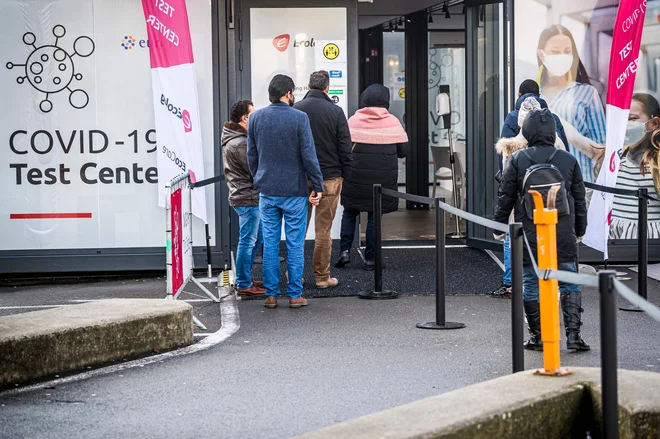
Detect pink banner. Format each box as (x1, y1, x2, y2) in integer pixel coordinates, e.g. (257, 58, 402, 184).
(606, 0, 647, 109)
(142, 0, 207, 222)
(170, 188, 183, 295)
(584, 0, 648, 258)
(141, 0, 194, 68)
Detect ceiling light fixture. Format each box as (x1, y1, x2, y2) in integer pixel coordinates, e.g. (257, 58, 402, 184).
(442, 2, 448, 13)
(398, 17, 403, 26)
(445, 9, 451, 19)
(428, 10, 434, 23)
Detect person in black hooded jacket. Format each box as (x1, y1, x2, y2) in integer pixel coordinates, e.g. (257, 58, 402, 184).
(494, 108, 589, 352)
(334, 84, 408, 271)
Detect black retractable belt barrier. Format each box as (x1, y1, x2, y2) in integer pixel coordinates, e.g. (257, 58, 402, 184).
(417, 197, 465, 330)
(599, 271, 619, 439)
(509, 222, 524, 373)
(358, 184, 398, 300)
(584, 182, 649, 312)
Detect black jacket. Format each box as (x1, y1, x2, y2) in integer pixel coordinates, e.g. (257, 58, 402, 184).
(341, 142, 407, 213)
(294, 90, 352, 179)
(494, 109, 587, 264)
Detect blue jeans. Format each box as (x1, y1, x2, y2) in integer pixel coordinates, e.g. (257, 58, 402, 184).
(502, 233, 511, 286)
(260, 195, 308, 298)
(340, 209, 374, 260)
(233, 206, 263, 290)
(523, 262, 581, 302)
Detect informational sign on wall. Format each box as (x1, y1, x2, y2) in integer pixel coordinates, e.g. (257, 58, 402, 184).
(0, 0, 215, 251)
(250, 8, 348, 117)
(250, 7, 349, 240)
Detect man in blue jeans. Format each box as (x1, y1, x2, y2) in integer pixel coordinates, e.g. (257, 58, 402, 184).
(222, 100, 265, 296)
(494, 108, 590, 352)
(247, 74, 324, 309)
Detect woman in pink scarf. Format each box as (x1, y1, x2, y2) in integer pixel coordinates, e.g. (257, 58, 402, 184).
(334, 84, 409, 271)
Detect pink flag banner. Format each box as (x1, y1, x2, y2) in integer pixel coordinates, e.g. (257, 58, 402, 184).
(141, 0, 207, 222)
(583, 0, 647, 258)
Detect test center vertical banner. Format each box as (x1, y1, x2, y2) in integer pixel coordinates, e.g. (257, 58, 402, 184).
(141, 0, 207, 222)
(583, 0, 647, 258)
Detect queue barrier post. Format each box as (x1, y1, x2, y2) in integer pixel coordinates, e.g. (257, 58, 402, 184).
(509, 222, 525, 373)
(358, 184, 398, 300)
(530, 187, 571, 377)
(599, 270, 620, 438)
(417, 197, 465, 330)
(621, 187, 648, 312)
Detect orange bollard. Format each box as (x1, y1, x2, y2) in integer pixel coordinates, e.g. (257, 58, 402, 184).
(530, 186, 571, 377)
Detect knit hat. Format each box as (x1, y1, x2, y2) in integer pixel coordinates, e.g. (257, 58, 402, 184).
(518, 97, 542, 128)
(360, 84, 390, 109)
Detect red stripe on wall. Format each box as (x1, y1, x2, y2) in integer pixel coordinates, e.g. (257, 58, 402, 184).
(10, 213, 93, 219)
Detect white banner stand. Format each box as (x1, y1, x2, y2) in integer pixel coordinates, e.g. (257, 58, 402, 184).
(165, 174, 223, 330)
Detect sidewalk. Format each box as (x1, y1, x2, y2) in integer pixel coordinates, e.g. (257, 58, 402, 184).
(0, 285, 659, 438)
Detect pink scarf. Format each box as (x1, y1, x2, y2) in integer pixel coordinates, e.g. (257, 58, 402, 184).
(348, 107, 409, 145)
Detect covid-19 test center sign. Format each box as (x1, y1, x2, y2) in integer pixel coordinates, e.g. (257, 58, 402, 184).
(0, 0, 216, 252)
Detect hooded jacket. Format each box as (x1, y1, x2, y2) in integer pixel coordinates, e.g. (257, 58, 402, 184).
(341, 84, 408, 213)
(294, 89, 352, 179)
(222, 122, 259, 207)
(494, 109, 587, 264)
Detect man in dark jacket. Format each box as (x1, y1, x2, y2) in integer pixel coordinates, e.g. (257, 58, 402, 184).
(494, 108, 590, 352)
(247, 74, 324, 309)
(295, 70, 352, 289)
(222, 100, 265, 297)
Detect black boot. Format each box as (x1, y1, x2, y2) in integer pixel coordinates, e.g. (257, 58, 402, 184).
(560, 291, 591, 351)
(334, 250, 351, 268)
(523, 300, 543, 351)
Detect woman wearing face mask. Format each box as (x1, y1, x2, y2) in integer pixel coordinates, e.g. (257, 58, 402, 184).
(610, 94, 660, 240)
(536, 25, 606, 184)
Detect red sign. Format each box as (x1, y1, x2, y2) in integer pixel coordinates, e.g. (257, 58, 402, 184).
(170, 188, 183, 295)
(141, 0, 195, 68)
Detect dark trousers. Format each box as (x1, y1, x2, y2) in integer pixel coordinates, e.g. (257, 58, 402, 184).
(340, 209, 375, 261)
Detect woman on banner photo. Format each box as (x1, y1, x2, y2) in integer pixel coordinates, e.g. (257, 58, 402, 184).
(609, 93, 660, 240)
(536, 24, 606, 183)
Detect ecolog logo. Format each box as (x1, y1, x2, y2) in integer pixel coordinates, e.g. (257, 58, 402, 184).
(272, 34, 290, 52)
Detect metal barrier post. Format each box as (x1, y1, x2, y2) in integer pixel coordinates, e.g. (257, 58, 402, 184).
(530, 188, 570, 377)
(599, 270, 619, 439)
(417, 197, 465, 330)
(165, 183, 173, 301)
(510, 222, 524, 373)
(359, 184, 398, 300)
(621, 188, 648, 312)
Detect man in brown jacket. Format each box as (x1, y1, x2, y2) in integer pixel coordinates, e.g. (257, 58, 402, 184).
(222, 100, 265, 296)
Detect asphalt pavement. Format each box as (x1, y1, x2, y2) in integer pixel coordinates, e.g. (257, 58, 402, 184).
(1, 277, 659, 439)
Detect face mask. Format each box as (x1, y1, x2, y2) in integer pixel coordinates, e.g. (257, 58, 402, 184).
(625, 120, 650, 146)
(541, 51, 573, 77)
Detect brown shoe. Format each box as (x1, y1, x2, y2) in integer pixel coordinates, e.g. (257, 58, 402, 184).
(237, 285, 266, 296)
(264, 296, 278, 309)
(289, 296, 308, 308)
(316, 278, 339, 289)
(253, 281, 264, 288)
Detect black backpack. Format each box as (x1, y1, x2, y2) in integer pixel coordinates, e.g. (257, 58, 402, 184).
(519, 149, 570, 220)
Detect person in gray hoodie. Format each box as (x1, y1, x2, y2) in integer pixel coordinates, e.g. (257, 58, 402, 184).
(222, 100, 265, 297)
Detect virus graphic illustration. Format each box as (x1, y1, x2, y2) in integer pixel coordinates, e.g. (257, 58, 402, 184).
(6, 25, 95, 113)
(121, 36, 136, 50)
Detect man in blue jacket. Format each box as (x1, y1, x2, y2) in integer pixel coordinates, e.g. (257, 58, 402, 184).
(247, 74, 325, 309)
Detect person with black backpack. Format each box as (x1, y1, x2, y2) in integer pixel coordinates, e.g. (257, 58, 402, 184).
(494, 108, 589, 352)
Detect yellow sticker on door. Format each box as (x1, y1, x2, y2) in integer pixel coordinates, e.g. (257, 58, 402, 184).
(323, 43, 340, 60)
(398, 88, 406, 99)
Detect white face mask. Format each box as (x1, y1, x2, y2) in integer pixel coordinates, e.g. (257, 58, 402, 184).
(541, 51, 573, 77)
(625, 120, 651, 146)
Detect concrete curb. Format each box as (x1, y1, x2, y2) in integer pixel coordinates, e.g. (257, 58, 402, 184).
(296, 368, 660, 438)
(1, 299, 193, 387)
(0, 289, 239, 395)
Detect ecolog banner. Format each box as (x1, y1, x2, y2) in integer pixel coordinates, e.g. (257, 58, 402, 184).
(141, 0, 207, 222)
(584, 0, 647, 257)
